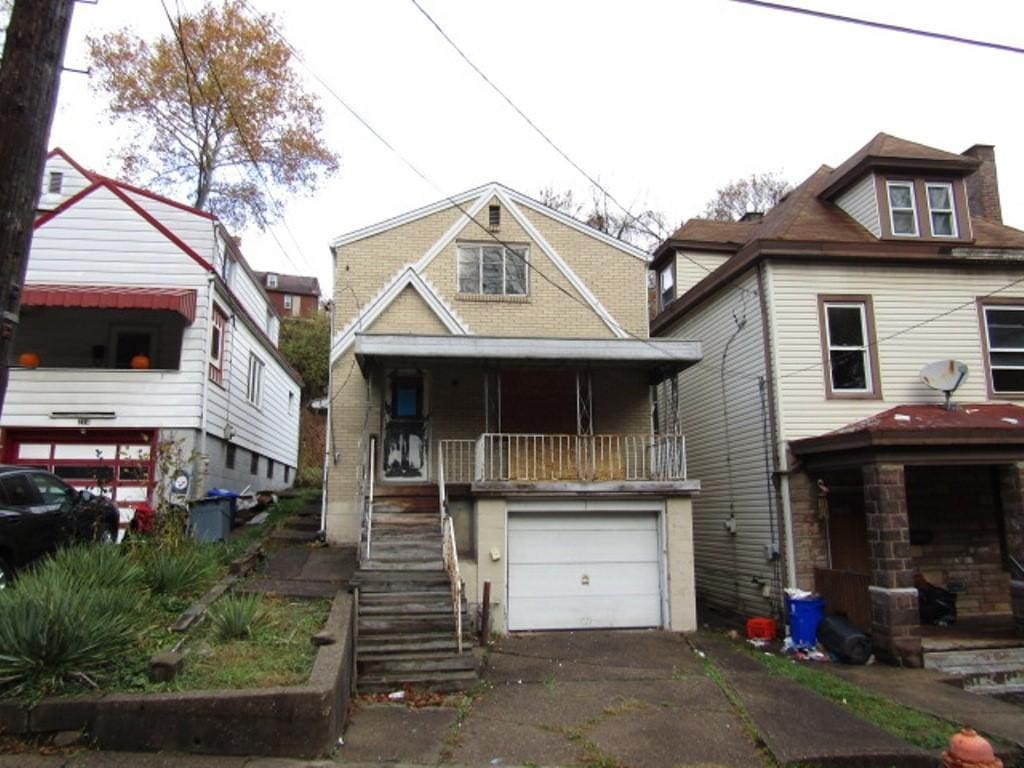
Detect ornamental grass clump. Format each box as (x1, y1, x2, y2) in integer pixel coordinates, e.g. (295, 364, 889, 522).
(208, 594, 264, 641)
(40, 542, 145, 590)
(141, 544, 218, 596)
(0, 566, 138, 698)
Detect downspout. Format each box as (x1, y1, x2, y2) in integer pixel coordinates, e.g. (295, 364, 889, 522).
(196, 271, 216, 497)
(756, 262, 797, 589)
(321, 296, 335, 537)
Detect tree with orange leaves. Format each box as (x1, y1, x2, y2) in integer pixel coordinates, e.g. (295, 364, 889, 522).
(88, 0, 337, 230)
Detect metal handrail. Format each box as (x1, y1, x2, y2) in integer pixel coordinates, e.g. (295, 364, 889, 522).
(363, 436, 376, 561)
(438, 446, 463, 655)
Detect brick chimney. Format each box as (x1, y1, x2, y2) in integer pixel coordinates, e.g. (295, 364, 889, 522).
(962, 144, 1002, 223)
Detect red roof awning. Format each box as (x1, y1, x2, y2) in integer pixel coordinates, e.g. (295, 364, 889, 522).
(22, 284, 197, 324)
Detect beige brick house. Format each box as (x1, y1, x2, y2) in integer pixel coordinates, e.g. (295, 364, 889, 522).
(326, 183, 702, 634)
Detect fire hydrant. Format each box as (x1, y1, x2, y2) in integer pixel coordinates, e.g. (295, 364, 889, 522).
(941, 728, 1003, 768)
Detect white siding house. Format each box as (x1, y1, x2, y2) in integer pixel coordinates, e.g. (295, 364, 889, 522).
(652, 134, 1024, 666)
(1, 149, 301, 528)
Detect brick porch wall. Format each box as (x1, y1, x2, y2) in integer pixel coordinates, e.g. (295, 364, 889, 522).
(998, 462, 1024, 636)
(788, 465, 828, 591)
(863, 463, 922, 667)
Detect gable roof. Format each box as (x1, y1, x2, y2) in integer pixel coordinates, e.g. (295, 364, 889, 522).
(330, 182, 649, 262)
(254, 271, 322, 297)
(329, 183, 640, 362)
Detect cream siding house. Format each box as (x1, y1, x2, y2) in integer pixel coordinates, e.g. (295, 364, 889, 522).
(652, 134, 1024, 666)
(326, 183, 702, 646)
(1, 149, 301, 529)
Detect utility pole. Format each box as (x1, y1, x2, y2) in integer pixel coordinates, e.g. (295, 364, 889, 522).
(0, 0, 75, 409)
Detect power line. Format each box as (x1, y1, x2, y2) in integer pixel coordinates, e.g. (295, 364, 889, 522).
(730, 0, 1024, 56)
(408, 0, 660, 242)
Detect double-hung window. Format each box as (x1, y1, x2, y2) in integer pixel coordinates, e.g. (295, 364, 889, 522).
(820, 297, 880, 397)
(659, 264, 675, 310)
(457, 244, 528, 296)
(886, 181, 918, 236)
(926, 182, 957, 237)
(983, 305, 1024, 394)
(246, 353, 265, 407)
(209, 306, 227, 385)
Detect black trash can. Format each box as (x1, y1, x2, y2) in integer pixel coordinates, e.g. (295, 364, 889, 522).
(817, 614, 872, 664)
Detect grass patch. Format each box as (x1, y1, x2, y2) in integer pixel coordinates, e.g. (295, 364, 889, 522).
(152, 596, 328, 691)
(754, 651, 958, 750)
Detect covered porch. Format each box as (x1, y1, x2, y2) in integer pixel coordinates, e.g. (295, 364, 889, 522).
(790, 404, 1024, 667)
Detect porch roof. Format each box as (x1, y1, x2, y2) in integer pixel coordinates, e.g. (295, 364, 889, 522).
(22, 284, 197, 324)
(790, 403, 1024, 467)
(353, 333, 702, 381)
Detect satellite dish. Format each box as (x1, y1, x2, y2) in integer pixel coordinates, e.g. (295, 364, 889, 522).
(920, 359, 968, 409)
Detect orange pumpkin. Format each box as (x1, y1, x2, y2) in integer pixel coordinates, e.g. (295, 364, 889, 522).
(18, 352, 40, 369)
(130, 354, 151, 370)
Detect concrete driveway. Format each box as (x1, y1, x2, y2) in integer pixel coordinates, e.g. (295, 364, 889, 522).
(343, 630, 764, 768)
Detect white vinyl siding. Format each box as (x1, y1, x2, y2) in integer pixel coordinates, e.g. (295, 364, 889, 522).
(122, 189, 217, 260)
(835, 173, 881, 237)
(507, 512, 662, 631)
(673, 250, 731, 296)
(656, 270, 777, 618)
(767, 261, 1024, 441)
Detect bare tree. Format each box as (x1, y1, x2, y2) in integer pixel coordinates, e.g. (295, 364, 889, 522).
(701, 172, 791, 221)
(538, 185, 669, 252)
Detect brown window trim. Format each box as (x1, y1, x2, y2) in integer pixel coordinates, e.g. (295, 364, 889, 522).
(977, 296, 1024, 401)
(874, 175, 971, 243)
(817, 294, 883, 400)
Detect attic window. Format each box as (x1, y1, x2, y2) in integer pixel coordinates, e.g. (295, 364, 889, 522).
(267, 273, 278, 289)
(488, 205, 500, 229)
(886, 181, 918, 236)
(926, 183, 957, 237)
(47, 172, 63, 194)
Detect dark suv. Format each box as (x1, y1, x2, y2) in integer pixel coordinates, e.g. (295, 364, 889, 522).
(0, 466, 119, 588)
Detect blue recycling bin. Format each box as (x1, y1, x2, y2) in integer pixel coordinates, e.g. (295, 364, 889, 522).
(786, 595, 825, 648)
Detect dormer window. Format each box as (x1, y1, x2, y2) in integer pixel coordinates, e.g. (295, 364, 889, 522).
(926, 182, 957, 237)
(267, 273, 278, 289)
(886, 181, 918, 236)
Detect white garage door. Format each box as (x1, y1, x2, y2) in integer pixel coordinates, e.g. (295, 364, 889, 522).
(507, 512, 663, 631)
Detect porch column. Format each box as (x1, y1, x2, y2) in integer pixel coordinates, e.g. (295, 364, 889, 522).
(863, 463, 922, 667)
(998, 462, 1024, 637)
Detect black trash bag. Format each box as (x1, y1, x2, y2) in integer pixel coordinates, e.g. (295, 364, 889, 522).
(914, 573, 957, 626)
(817, 614, 872, 664)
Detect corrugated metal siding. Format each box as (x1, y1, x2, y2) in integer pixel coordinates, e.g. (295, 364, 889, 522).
(658, 269, 781, 617)
(768, 260, 1024, 441)
(834, 173, 880, 237)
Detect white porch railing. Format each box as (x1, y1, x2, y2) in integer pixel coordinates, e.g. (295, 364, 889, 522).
(476, 433, 687, 482)
(437, 445, 463, 655)
(359, 436, 376, 561)
(439, 439, 476, 483)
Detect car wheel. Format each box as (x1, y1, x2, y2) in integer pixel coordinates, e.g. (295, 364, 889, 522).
(0, 558, 12, 590)
(96, 526, 116, 545)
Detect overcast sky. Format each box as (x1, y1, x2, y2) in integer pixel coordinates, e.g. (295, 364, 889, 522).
(49, 0, 1024, 299)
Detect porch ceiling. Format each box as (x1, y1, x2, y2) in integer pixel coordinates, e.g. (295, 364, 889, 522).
(353, 333, 702, 381)
(790, 403, 1024, 468)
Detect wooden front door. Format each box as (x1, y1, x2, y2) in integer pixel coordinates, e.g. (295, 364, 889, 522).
(382, 372, 428, 480)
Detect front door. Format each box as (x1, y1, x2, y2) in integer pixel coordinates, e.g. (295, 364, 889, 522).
(382, 371, 428, 480)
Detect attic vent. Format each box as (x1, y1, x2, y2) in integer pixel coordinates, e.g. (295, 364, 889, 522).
(47, 171, 63, 194)
(488, 205, 501, 229)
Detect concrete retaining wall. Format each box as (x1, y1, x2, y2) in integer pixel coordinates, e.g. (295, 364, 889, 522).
(0, 592, 353, 758)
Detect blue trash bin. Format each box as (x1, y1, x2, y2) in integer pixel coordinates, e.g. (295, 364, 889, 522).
(786, 595, 825, 648)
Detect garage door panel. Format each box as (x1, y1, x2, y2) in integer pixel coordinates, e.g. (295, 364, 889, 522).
(507, 512, 663, 631)
(508, 562, 662, 599)
(508, 528, 659, 565)
(508, 594, 663, 631)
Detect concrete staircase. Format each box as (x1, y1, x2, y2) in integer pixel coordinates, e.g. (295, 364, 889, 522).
(352, 487, 476, 693)
(925, 645, 1024, 695)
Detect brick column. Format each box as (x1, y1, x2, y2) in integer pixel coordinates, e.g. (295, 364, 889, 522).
(863, 463, 922, 666)
(998, 463, 1024, 637)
